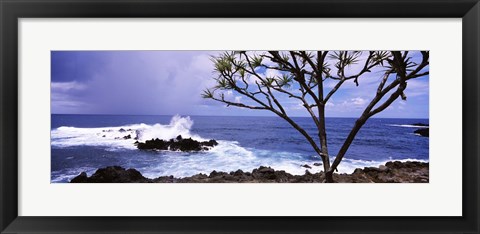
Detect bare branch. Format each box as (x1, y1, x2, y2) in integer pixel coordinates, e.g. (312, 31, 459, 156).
(369, 83, 407, 118)
(328, 51, 411, 175)
(323, 52, 382, 103)
(408, 71, 429, 79)
(324, 80, 345, 103)
(210, 96, 268, 110)
(377, 69, 394, 94)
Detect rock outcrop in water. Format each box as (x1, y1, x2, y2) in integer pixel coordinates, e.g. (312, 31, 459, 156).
(70, 161, 429, 183)
(135, 135, 218, 152)
(411, 123, 429, 127)
(414, 128, 429, 137)
(409, 123, 429, 137)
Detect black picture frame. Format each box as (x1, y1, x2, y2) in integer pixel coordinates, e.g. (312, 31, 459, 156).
(1, 0, 479, 233)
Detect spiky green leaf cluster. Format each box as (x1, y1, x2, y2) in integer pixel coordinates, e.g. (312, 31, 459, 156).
(262, 77, 275, 86)
(201, 89, 214, 99)
(212, 52, 238, 74)
(214, 78, 234, 90)
(213, 57, 233, 73)
(329, 51, 362, 71)
(281, 53, 290, 63)
(251, 55, 263, 68)
(239, 68, 246, 77)
(278, 74, 293, 88)
(301, 52, 314, 66)
(371, 51, 390, 65)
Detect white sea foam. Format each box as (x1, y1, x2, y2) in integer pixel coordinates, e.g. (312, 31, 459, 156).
(52, 153, 429, 182)
(134, 151, 429, 179)
(51, 166, 97, 183)
(51, 115, 206, 150)
(51, 115, 429, 181)
(336, 158, 429, 174)
(139, 147, 322, 179)
(388, 124, 429, 128)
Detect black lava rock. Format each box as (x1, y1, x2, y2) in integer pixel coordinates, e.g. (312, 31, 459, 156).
(414, 128, 429, 137)
(136, 135, 218, 152)
(70, 166, 149, 183)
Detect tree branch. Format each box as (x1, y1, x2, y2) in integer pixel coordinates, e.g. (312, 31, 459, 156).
(210, 96, 268, 110)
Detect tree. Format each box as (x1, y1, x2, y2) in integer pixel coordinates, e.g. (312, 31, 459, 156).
(202, 51, 429, 183)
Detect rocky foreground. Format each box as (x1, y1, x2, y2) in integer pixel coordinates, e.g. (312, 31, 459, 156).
(70, 161, 428, 183)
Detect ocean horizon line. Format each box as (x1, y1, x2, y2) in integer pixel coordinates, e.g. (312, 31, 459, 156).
(51, 113, 429, 120)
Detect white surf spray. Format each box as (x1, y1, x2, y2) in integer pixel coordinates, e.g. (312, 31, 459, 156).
(335, 157, 429, 174)
(51, 115, 206, 150)
(51, 115, 429, 181)
(388, 124, 429, 128)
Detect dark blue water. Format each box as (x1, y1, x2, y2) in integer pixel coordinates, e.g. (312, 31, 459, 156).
(51, 114, 429, 182)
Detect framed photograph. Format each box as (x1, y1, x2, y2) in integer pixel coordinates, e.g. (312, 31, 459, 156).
(1, 0, 478, 233)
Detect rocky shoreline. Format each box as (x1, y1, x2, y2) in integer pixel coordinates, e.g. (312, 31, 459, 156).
(70, 160, 428, 183)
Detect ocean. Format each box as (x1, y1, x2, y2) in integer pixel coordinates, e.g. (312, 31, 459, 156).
(51, 114, 429, 183)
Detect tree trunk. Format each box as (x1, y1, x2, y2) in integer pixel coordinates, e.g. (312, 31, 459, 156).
(325, 170, 334, 183)
(317, 104, 331, 180)
(329, 117, 367, 174)
(316, 52, 333, 182)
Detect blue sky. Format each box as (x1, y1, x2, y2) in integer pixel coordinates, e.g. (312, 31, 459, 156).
(51, 51, 429, 118)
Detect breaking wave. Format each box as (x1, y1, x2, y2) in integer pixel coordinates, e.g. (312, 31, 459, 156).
(50, 115, 429, 182)
(388, 124, 429, 128)
(51, 115, 206, 150)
